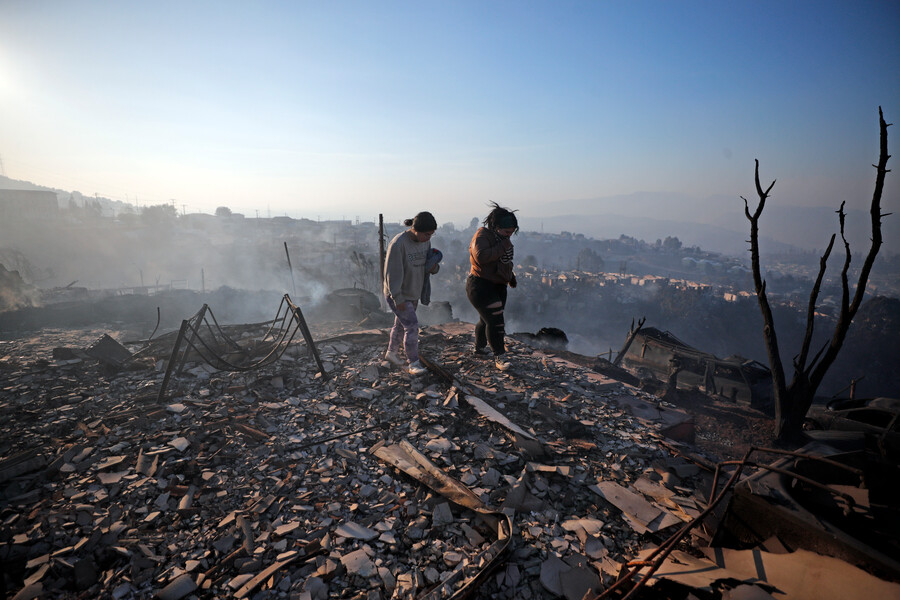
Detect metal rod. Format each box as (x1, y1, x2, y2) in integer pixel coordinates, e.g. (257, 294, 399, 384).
(284, 294, 326, 378)
(284, 242, 297, 296)
(149, 307, 161, 341)
(709, 446, 865, 503)
(593, 447, 755, 600)
(296, 422, 387, 450)
(378, 214, 386, 310)
(157, 319, 189, 403)
(598, 443, 869, 600)
(176, 304, 208, 375)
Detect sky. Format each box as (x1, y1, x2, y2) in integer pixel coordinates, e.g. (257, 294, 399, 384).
(0, 0, 898, 227)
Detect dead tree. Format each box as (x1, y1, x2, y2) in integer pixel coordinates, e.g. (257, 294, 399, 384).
(744, 107, 891, 441)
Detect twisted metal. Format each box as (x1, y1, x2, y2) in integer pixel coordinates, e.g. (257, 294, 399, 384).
(157, 294, 324, 402)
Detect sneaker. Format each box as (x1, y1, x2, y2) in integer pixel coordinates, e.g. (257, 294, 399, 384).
(408, 361, 428, 376)
(473, 347, 492, 359)
(384, 350, 404, 366)
(495, 356, 511, 371)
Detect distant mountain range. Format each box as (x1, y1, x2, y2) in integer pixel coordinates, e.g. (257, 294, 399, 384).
(521, 191, 900, 257)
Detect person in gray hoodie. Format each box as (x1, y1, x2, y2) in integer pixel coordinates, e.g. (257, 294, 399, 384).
(383, 211, 439, 375)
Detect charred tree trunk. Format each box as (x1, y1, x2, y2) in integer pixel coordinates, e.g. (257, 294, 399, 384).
(744, 108, 892, 442)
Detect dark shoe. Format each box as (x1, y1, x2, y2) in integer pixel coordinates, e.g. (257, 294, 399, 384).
(473, 347, 492, 359)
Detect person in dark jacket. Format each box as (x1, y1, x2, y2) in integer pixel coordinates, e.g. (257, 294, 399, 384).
(466, 202, 518, 371)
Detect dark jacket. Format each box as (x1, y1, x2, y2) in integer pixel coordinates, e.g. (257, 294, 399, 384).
(469, 227, 514, 285)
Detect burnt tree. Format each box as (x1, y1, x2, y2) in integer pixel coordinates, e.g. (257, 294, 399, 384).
(744, 107, 892, 441)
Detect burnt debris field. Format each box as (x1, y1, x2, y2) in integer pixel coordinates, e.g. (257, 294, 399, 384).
(1, 292, 898, 600)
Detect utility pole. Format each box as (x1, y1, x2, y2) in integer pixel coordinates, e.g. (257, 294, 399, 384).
(379, 214, 386, 310)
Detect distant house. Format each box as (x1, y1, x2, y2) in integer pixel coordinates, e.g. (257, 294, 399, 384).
(631, 275, 667, 293)
(723, 291, 753, 302)
(0, 189, 59, 221)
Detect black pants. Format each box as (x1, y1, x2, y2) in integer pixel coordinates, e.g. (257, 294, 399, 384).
(466, 275, 508, 355)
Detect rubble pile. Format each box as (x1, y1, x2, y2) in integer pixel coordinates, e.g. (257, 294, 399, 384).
(1, 320, 723, 599)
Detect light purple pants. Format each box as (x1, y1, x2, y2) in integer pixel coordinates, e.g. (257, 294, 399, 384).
(386, 296, 419, 364)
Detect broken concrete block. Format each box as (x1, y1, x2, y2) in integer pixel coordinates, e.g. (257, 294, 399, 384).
(432, 502, 454, 527)
(156, 574, 197, 600)
(168, 437, 190, 452)
(540, 554, 570, 596)
(341, 548, 376, 577)
(335, 522, 378, 541)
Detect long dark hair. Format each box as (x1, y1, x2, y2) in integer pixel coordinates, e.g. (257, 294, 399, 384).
(482, 202, 518, 233)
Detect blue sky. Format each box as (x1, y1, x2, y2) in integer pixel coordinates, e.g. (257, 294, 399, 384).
(1, 1, 897, 226)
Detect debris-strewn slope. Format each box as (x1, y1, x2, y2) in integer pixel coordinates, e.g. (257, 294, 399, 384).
(1, 321, 712, 600)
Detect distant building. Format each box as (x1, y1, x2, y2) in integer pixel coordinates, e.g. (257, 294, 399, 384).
(724, 290, 753, 302)
(619, 326, 773, 407)
(0, 189, 59, 221)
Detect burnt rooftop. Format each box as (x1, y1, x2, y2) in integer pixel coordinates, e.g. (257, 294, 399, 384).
(1, 306, 898, 600)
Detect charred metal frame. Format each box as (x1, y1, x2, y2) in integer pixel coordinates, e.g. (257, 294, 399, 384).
(590, 446, 868, 600)
(157, 294, 325, 402)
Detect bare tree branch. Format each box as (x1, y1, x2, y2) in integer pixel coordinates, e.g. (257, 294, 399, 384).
(809, 108, 890, 389)
(795, 233, 835, 373)
(747, 108, 890, 441)
(744, 161, 787, 403)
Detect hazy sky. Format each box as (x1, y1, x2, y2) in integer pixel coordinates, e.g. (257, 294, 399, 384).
(1, 1, 897, 225)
